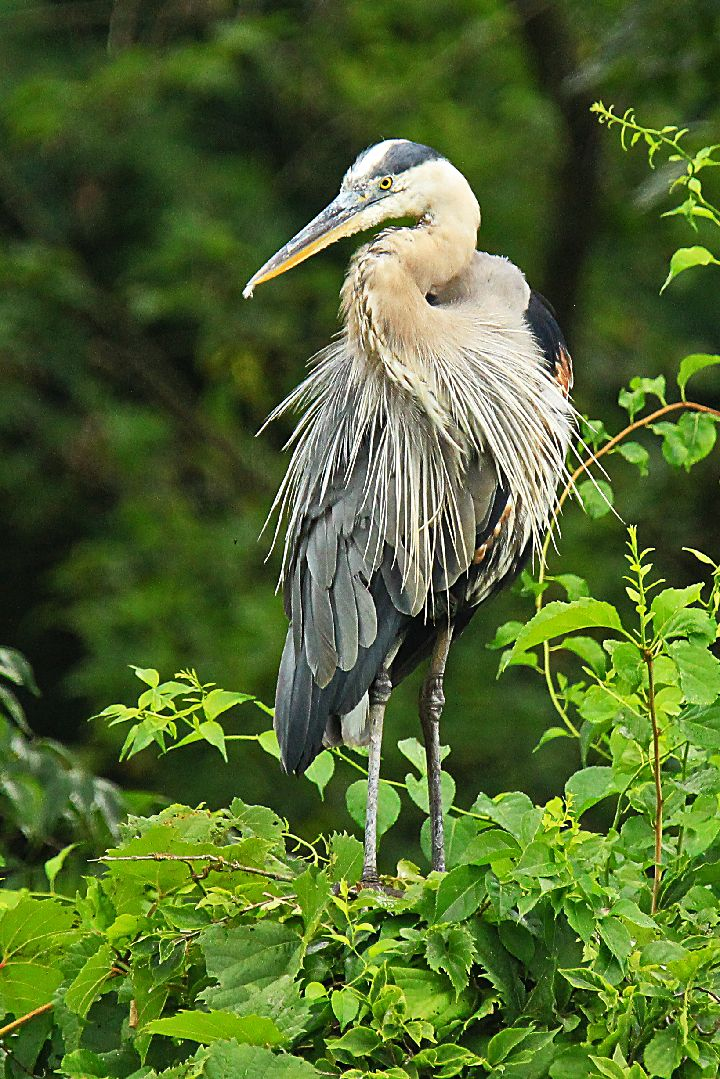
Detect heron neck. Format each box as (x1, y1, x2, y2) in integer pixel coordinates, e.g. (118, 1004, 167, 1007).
(342, 216, 477, 365)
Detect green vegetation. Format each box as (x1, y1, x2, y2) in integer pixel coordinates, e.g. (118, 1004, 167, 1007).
(1, 4, 720, 1076)
(0, 107, 718, 1077)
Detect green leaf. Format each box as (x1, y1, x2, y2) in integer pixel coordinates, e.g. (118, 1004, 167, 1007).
(198, 720, 227, 760)
(577, 478, 614, 519)
(258, 729, 281, 760)
(614, 440, 650, 475)
(433, 864, 486, 923)
(487, 1026, 534, 1066)
(64, 943, 115, 1018)
(345, 779, 401, 839)
(558, 635, 607, 675)
(147, 1010, 285, 1046)
(328, 832, 364, 884)
(405, 769, 455, 815)
(425, 925, 477, 995)
(677, 353, 720, 399)
(131, 665, 160, 687)
(203, 688, 253, 721)
(661, 245, 720, 291)
(326, 1025, 381, 1060)
(485, 620, 524, 650)
(200, 922, 303, 1011)
(654, 412, 717, 470)
(304, 750, 334, 798)
(463, 828, 519, 865)
(643, 1025, 682, 1078)
(202, 1040, 321, 1077)
(506, 599, 624, 665)
(651, 584, 704, 633)
(44, 843, 78, 890)
(669, 640, 720, 706)
(330, 988, 359, 1030)
(565, 766, 620, 816)
(553, 574, 590, 600)
(412, 1045, 487, 1077)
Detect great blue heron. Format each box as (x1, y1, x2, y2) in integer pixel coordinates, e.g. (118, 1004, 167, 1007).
(244, 139, 574, 883)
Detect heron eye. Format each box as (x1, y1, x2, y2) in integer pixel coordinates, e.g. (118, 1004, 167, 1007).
(378, 176, 393, 190)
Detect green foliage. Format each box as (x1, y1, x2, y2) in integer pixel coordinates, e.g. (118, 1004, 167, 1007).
(0, 650, 133, 891)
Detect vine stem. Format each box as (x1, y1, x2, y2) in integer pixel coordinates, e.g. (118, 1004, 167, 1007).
(0, 1002, 53, 1040)
(645, 650, 663, 914)
(535, 400, 720, 730)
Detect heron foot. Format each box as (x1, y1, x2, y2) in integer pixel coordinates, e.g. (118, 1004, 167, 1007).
(419, 675, 445, 724)
(369, 669, 392, 707)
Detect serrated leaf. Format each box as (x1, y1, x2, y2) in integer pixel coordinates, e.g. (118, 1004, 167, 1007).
(425, 925, 477, 996)
(643, 1024, 682, 1077)
(677, 353, 720, 399)
(463, 828, 519, 865)
(670, 640, 720, 706)
(651, 584, 704, 632)
(202, 1039, 321, 1077)
(345, 779, 401, 839)
(200, 922, 303, 1012)
(328, 832, 363, 884)
(487, 1026, 534, 1066)
(433, 864, 485, 923)
(507, 599, 623, 664)
(147, 1010, 285, 1046)
(64, 943, 115, 1018)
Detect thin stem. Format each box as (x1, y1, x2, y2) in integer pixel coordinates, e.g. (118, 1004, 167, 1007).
(0, 1002, 53, 1039)
(676, 740, 691, 860)
(645, 650, 663, 914)
(94, 854, 294, 882)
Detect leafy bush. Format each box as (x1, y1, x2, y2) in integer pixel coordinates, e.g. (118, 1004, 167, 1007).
(0, 109, 719, 1078)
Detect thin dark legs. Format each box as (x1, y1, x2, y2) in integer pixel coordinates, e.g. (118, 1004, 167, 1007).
(361, 668, 392, 884)
(419, 623, 454, 873)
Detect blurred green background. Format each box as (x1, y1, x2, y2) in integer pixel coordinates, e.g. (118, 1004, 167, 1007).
(1, 0, 718, 867)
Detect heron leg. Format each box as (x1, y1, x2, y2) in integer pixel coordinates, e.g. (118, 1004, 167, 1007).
(362, 668, 392, 885)
(419, 623, 454, 873)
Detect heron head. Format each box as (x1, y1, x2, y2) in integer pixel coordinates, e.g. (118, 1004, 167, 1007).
(243, 139, 479, 298)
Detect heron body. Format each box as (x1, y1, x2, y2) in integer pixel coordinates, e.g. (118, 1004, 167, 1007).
(244, 140, 575, 878)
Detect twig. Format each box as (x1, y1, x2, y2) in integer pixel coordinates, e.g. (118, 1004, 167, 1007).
(0, 1002, 53, 1040)
(645, 649, 663, 914)
(94, 853, 294, 882)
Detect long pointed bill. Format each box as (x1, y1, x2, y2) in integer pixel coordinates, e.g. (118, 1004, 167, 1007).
(243, 192, 365, 298)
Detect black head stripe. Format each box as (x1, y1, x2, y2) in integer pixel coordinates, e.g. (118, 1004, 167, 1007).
(355, 140, 444, 181)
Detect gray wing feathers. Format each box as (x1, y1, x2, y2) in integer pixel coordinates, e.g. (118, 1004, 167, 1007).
(274, 449, 501, 774)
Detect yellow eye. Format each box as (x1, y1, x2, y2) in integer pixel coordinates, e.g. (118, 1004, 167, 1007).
(379, 176, 393, 190)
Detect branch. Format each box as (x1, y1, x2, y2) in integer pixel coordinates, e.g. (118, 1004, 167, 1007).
(94, 852, 294, 882)
(0, 1002, 53, 1040)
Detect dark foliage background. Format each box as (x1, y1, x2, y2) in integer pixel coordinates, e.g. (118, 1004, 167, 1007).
(1, 0, 719, 864)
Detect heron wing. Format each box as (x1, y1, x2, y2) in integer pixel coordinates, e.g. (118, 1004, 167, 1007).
(275, 448, 409, 775)
(525, 290, 573, 396)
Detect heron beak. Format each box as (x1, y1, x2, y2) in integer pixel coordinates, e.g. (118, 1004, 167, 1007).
(243, 192, 365, 298)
